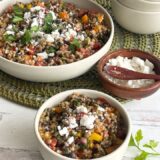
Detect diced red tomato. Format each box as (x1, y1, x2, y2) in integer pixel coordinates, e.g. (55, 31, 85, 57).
(27, 45, 35, 55)
(50, 138, 57, 150)
(7, 6, 13, 13)
(93, 42, 101, 51)
(96, 97, 108, 105)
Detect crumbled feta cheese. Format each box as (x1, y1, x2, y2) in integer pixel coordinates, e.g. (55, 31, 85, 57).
(66, 24, 72, 29)
(64, 32, 71, 41)
(80, 115, 96, 129)
(37, 52, 48, 59)
(31, 40, 38, 46)
(6, 31, 15, 35)
(49, 11, 57, 20)
(77, 34, 85, 41)
(39, 10, 45, 19)
(48, 53, 55, 57)
(59, 127, 69, 136)
(145, 59, 154, 70)
(104, 56, 155, 88)
(36, 31, 44, 37)
(57, 126, 61, 131)
(97, 106, 105, 112)
(6, 24, 13, 30)
(68, 117, 78, 129)
(68, 28, 77, 37)
(45, 34, 55, 42)
(30, 6, 42, 12)
(24, 12, 31, 20)
(51, 30, 60, 39)
(31, 18, 39, 27)
(76, 105, 88, 113)
(67, 136, 74, 145)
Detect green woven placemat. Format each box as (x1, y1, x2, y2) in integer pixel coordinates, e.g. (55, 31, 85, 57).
(0, 0, 160, 109)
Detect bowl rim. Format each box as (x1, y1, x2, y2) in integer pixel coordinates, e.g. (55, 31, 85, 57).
(97, 49, 160, 92)
(113, 0, 160, 14)
(0, 0, 114, 69)
(34, 89, 132, 160)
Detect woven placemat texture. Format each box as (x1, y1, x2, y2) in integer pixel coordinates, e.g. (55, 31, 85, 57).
(0, 0, 160, 108)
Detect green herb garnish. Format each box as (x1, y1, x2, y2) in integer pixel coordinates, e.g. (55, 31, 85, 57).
(129, 129, 160, 160)
(3, 34, 16, 42)
(13, 5, 24, 16)
(69, 39, 80, 53)
(46, 46, 57, 53)
(12, 5, 24, 23)
(43, 13, 53, 33)
(12, 16, 23, 23)
(21, 30, 32, 45)
(31, 26, 39, 32)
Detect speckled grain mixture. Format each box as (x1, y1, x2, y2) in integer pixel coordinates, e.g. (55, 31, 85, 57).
(39, 93, 127, 159)
(0, 0, 110, 66)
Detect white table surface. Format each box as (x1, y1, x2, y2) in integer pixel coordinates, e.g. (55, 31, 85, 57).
(0, 91, 160, 160)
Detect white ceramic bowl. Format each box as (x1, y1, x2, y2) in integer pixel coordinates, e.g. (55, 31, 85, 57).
(35, 89, 131, 160)
(0, 0, 114, 82)
(118, 0, 160, 12)
(111, 0, 160, 34)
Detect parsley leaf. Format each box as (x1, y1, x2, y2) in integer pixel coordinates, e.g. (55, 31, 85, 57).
(129, 135, 136, 147)
(143, 140, 159, 149)
(43, 13, 53, 33)
(31, 26, 39, 32)
(3, 34, 16, 42)
(12, 16, 23, 23)
(135, 151, 148, 160)
(13, 5, 24, 16)
(46, 46, 57, 53)
(69, 39, 80, 53)
(129, 130, 160, 160)
(135, 129, 143, 145)
(21, 30, 32, 45)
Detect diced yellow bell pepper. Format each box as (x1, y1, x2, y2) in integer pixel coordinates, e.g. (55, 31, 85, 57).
(76, 132, 82, 137)
(93, 25, 102, 33)
(89, 142, 94, 148)
(97, 14, 104, 23)
(19, 4, 24, 9)
(27, 4, 32, 10)
(89, 132, 103, 142)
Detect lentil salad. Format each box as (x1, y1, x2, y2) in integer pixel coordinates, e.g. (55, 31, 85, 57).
(39, 93, 127, 159)
(0, 0, 110, 66)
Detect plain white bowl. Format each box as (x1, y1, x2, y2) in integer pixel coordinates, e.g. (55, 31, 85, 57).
(111, 0, 160, 34)
(35, 89, 132, 160)
(118, 0, 160, 12)
(0, 0, 114, 82)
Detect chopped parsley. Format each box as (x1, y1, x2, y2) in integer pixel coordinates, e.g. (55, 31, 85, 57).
(12, 5, 24, 23)
(12, 16, 23, 23)
(21, 30, 32, 45)
(3, 34, 16, 42)
(69, 39, 80, 53)
(43, 13, 54, 33)
(46, 46, 57, 53)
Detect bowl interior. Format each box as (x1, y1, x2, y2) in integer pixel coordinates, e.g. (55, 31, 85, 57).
(35, 89, 131, 160)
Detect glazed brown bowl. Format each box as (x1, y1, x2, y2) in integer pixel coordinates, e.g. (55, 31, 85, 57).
(97, 49, 160, 99)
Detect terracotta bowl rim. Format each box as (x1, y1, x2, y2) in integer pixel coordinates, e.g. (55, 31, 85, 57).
(97, 49, 160, 92)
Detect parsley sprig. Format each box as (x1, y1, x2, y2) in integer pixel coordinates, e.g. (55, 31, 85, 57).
(12, 5, 24, 23)
(129, 129, 160, 160)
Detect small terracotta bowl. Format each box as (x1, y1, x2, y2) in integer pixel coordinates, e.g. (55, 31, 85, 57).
(97, 49, 160, 99)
